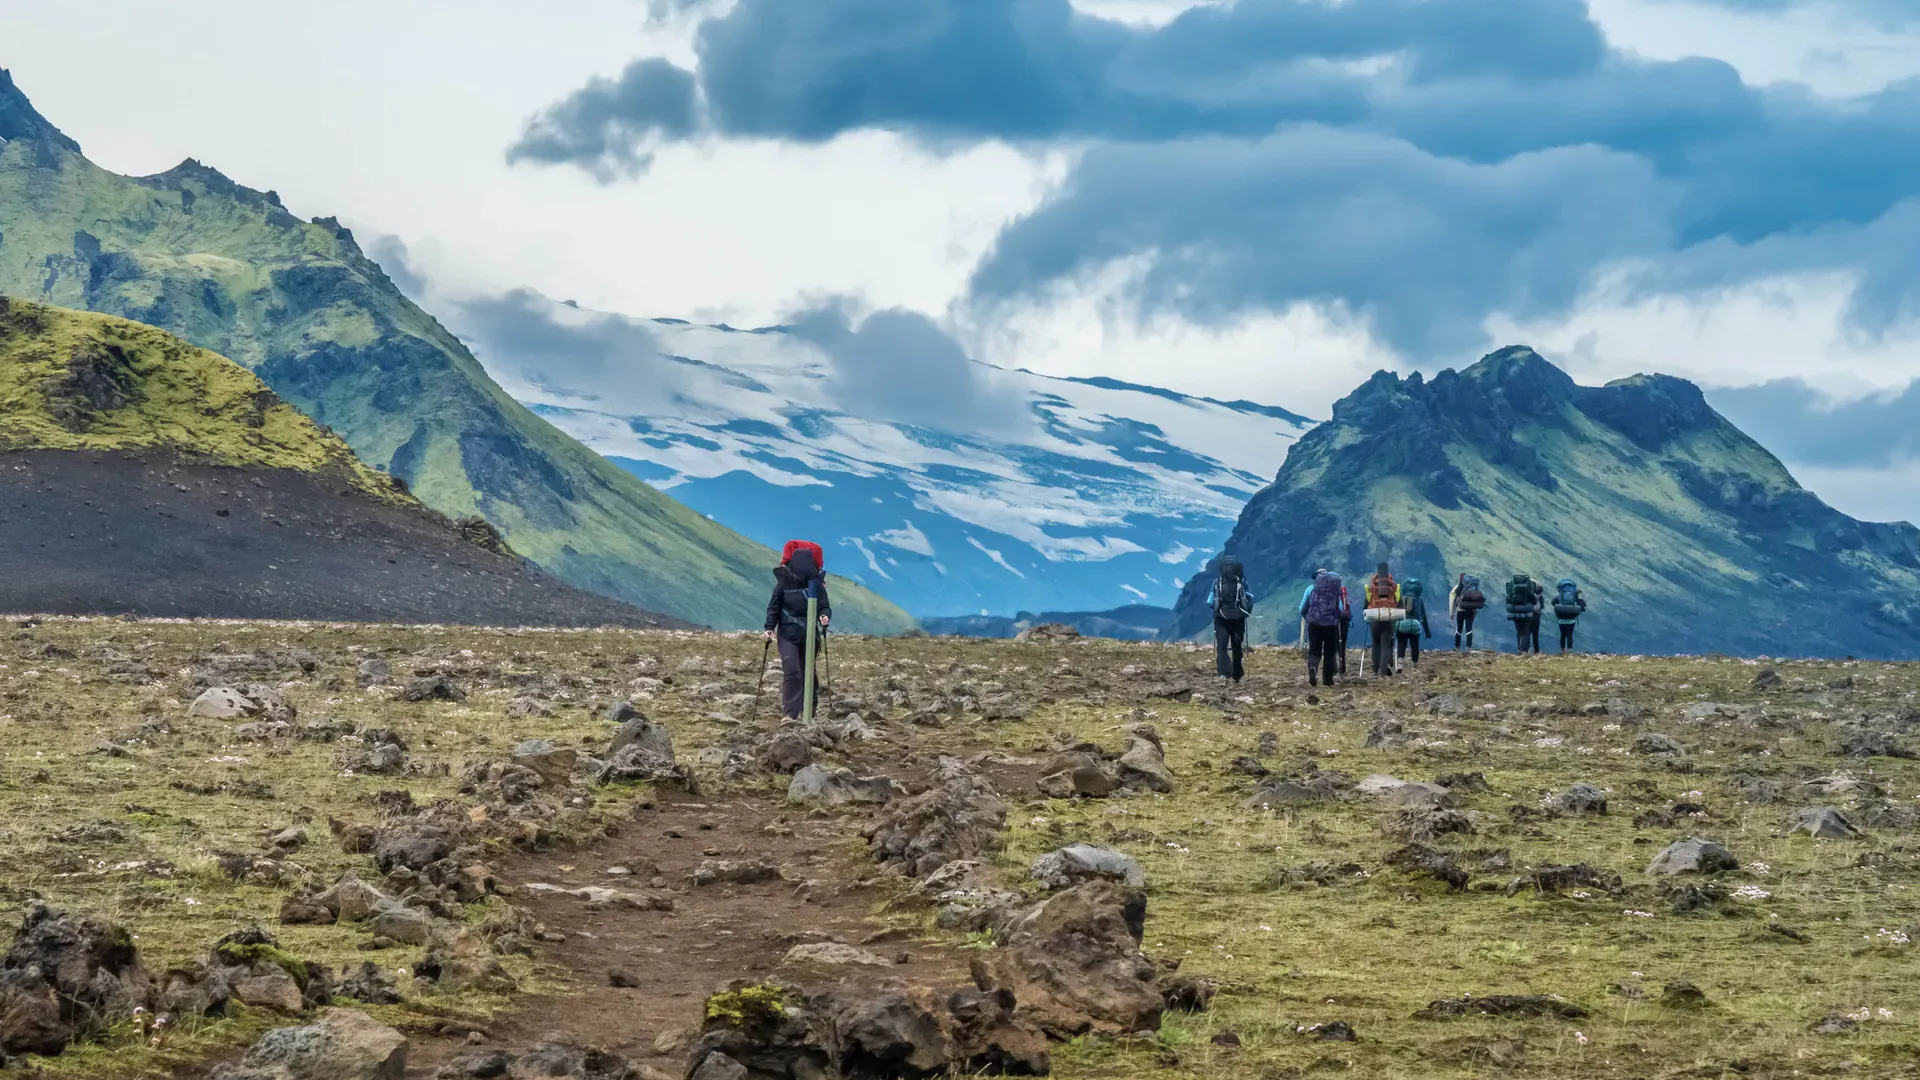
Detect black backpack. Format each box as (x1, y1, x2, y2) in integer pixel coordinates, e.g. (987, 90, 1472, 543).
(1213, 559, 1251, 620)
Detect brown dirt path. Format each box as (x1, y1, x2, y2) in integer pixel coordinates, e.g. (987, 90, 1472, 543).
(399, 786, 975, 1079)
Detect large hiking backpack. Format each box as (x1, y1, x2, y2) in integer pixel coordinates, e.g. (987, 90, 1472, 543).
(1459, 574, 1487, 611)
(1362, 572, 1404, 623)
(1366, 573, 1398, 608)
(1305, 572, 1344, 626)
(1213, 559, 1252, 619)
(1553, 578, 1582, 621)
(1506, 574, 1538, 619)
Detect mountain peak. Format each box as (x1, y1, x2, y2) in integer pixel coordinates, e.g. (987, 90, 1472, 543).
(0, 69, 79, 154)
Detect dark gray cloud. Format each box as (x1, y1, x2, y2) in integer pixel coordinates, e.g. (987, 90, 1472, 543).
(505, 0, 1920, 354)
(1709, 378, 1920, 469)
(506, 58, 698, 180)
(786, 304, 1028, 430)
(975, 127, 1674, 352)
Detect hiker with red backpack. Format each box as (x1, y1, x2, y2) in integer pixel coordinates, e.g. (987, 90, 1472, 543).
(1298, 570, 1344, 687)
(764, 541, 831, 720)
(1361, 563, 1405, 677)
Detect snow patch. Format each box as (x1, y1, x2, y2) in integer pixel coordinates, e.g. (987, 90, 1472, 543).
(968, 537, 1026, 579)
(844, 537, 892, 581)
(873, 519, 935, 557)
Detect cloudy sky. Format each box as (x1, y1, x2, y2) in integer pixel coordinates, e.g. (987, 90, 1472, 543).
(7, 0, 1920, 522)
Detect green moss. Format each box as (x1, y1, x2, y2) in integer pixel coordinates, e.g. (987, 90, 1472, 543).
(703, 984, 792, 1027)
(212, 941, 314, 990)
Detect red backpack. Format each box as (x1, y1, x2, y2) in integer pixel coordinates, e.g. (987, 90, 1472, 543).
(1367, 574, 1398, 607)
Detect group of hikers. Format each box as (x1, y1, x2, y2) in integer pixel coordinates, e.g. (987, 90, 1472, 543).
(1210, 558, 1589, 685)
(761, 540, 1593, 717)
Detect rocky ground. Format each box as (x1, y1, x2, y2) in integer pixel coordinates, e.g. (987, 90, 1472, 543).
(0, 617, 1916, 1079)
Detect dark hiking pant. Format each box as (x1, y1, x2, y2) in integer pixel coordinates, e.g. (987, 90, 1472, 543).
(1529, 617, 1543, 653)
(1514, 618, 1532, 654)
(1337, 618, 1351, 674)
(1369, 620, 1394, 675)
(776, 633, 818, 719)
(1559, 623, 1576, 651)
(1214, 617, 1246, 680)
(1454, 610, 1476, 650)
(1397, 631, 1421, 663)
(1306, 622, 1340, 685)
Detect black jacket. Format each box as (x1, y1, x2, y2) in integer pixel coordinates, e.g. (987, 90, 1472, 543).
(765, 565, 832, 635)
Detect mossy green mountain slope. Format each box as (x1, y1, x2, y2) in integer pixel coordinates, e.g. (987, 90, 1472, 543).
(1172, 346, 1920, 657)
(0, 69, 911, 633)
(0, 296, 392, 493)
(0, 297, 678, 627)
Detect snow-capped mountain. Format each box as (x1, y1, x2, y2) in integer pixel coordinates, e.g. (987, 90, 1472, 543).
(452, 294, 1311, 618)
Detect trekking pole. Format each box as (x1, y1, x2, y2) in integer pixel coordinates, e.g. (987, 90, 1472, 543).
(750, 637, 770, 720)
(821, 628, 832, 699)
(802, 596, 819, 724)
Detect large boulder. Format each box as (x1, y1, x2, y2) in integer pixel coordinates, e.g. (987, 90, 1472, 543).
(0, 904, 152, 1055)
(1029, 844, 1146, 890)
(597, 707, 686, 785)
(1116, 726, 1174, 793)
(212, 1007, 408, 1080)
(787, 765, 894, 808)
(972, 881, 1162, 1037)
(865, 770, 1008, 880)
(189, 687, 259, 719)
(686, 982, 1047, 1080)
(509, 739, 577, 788)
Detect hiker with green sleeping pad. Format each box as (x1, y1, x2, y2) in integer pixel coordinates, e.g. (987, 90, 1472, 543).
(1395, 578, 1432, 665)
(1506, 572, 1542, 654)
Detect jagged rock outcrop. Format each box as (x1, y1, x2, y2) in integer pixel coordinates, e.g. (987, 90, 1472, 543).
(1170, 346, 1920, 657)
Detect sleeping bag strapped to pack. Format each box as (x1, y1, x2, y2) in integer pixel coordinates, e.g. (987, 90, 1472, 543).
(1506, 574, 1538, 620)
(1305, 572, 1344, 626)
(1213, 558, 1252, 620)
(1362, 570, 1405, 623)
(777, 542, 825, 637)
(1553, 578, 1583, 621)
(1458, 574, 1486, 611)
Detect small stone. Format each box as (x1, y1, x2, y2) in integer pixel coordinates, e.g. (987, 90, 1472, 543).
(1647, 837, 1738, 876)
(1788, 806, 1862, 840)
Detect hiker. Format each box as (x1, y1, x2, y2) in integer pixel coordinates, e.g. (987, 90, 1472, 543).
(1396, 578, 1432, 665)
(1298, 570, 1344, 687)
(1505, 573, 1541, 654)
(764, 540, 831, 719)
(1361, 562, 1404, 676)
(1552, 578, 1588, 652)
(1207, 558, 1255, 681)
(1449, 573, 1487, 651)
